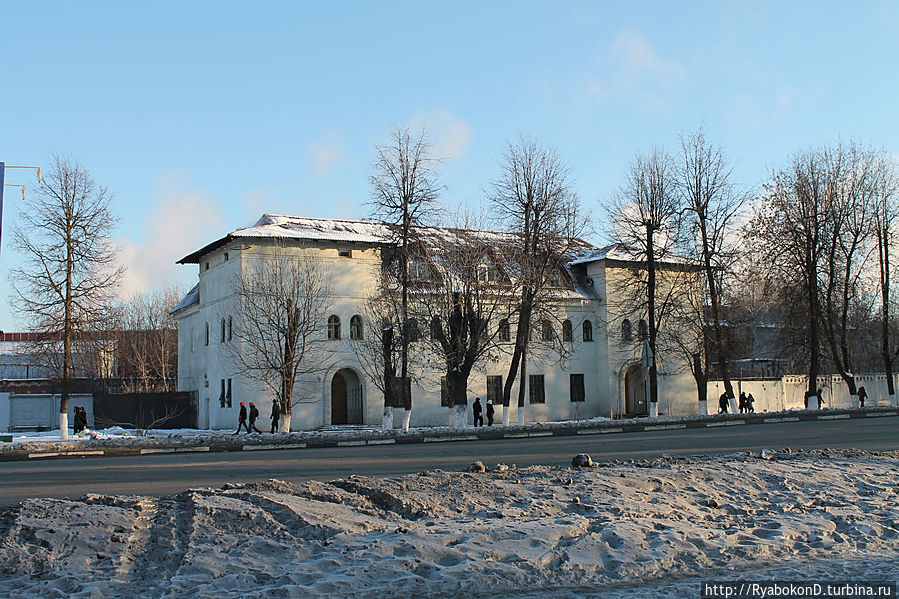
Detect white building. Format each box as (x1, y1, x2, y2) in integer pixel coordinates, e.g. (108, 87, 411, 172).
(173, 215, 699, 430)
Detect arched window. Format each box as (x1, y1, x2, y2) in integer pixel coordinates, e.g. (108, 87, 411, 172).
(541, 320, 553, 342)
(621, 319, 632, 343)
(350, 315, 363, 340)
(498, 319, 510, 342)
(205, 322, 210, 346)
(328, 315, 341, 339)
(407, 318, 420, 342)
(638, 319, 648, 340)
(582, 319, 593, 342)
(562, 319, 573, 342)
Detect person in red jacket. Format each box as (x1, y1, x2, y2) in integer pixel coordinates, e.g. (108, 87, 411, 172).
(234, 402, 250, 434)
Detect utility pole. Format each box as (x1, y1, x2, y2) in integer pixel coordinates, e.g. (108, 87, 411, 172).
(0, 162, 42, 331)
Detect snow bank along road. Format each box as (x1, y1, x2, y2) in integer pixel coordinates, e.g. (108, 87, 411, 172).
(0, 449, 896, 598)
(2, 417, 898, 507)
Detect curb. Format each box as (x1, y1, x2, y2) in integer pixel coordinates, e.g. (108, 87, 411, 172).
(3, 408, 897, 462)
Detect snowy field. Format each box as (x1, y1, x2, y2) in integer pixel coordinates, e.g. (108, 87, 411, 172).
(1, 448, 896, 597)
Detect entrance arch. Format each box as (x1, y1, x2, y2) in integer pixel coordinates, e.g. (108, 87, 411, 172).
(624, 364, 648, 416)
(331, 368, 363, 424)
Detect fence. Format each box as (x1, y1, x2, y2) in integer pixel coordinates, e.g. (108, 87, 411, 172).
(707, 373, 898, 414)
(92, 391, 198, 430)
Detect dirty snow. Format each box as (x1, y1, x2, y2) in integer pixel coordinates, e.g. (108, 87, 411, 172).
(1, 449, 896, 597)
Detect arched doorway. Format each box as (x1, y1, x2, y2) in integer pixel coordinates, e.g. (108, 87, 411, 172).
(331, 368, 363, 424)
(624, 364, 648, 416)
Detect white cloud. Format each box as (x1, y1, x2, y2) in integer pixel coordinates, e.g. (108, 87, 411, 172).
(308, 130, 344, 178)
(408, 109, 473, 162)
(117, 172, 226, 298)
(586, 28, 686, 109)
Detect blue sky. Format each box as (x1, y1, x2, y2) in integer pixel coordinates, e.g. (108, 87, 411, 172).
(1, 1, 898, 330)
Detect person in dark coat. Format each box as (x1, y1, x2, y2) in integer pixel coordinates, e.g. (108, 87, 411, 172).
(816, 388, 825, 409)
(73, 407, 86, 433)
(718, 392, 729, 414)
(739, 392, 748, 413)
(746, 393, 755, 413)
(234, 402, 250, 434)
(857, 386, 867, 408)
(248, 402, 262, 433)
(486, 399, 495, 426)
(270, 400, 281, 433)
(472, 397, 483, 427)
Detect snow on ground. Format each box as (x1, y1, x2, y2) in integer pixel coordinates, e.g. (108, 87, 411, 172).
(1, 449, 896, 598)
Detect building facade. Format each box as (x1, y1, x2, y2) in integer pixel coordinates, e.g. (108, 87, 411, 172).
(173, 215, 700, 430)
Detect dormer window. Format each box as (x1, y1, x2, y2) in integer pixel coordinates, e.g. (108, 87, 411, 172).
(477, 256, 501, 284)
(408, 255, 432, 281)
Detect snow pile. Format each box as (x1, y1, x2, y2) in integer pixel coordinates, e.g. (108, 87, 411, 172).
(1, 449, 897, 597)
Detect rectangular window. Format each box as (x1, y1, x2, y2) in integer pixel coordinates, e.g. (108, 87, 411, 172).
(205, 262, 209, 271)
(224, 252, 229, 261)
(487, 375, 502, 405)
(339, 249, 352, 258)
(440, 376, 450, 407)
(529, 374, 545, 404)
(227, 378, 232, 408)
(220, 379, 226, 408)
(570, 374, 585, 403)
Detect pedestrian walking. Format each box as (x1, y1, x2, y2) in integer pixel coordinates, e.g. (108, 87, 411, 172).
(746, 393, 755, 413)
(270, 400, 281, 433)
(472, 397, 483, 427)
(817, 388, 825, 410)
(718, 392, 729, 414)
(857, 386, 867, 408)
(739, 392, 748, 414)
(486, 399, 495, 426)
(234, 402, 250, 434)
(248, 402, 262, 433)
(73, 406, 86, 433)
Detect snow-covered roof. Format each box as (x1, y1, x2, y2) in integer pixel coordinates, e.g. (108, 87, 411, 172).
(171, 283, 199, 314)
(568, 242, 698, 268)
(177, 214, 596, 264)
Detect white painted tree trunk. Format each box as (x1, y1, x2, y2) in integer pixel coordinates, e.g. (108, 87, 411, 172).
(59, 412, 69, 440)
(281, 413, 292, 432)
(401, 409, 411, 432)
(849, 393, 857, 409)
(383, 407, 394, 430)
(517, 405, 524, 426)
(502, 407, 510, 426)
(698, 400, 708, 416)
(452, 405, 467, 429)
(728, 396, 739, 413)
(649, 402, 659, 418)
(807, 396, 818, 411)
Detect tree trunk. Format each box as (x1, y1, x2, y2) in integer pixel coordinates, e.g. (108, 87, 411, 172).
(383, 407, 394, 430)
(401, 409, 411, 431)
(517, 347, 527, 426)
(281, 412, 291, 432)
(646, 229, 659, 409)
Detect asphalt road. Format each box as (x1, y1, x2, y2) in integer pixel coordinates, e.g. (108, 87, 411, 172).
(2, 417, 896, 507)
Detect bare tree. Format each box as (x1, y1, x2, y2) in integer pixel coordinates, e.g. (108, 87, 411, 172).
(871, 153, 899, 397)
(605, 148, 682, 416)
(11, 155, 123, 439)
(115, 287, 182, 392)
(676, 129, 748, 402)
(226, 249, 333, 432)
(369, 127, 441, 430)
(410, 213, 515, 428)
(489, 138, 587, 425)
(818, 143, 877, 403)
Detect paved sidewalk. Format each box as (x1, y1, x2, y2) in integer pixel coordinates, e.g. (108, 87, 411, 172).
(1, 406, 896, 462)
